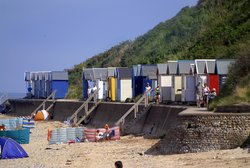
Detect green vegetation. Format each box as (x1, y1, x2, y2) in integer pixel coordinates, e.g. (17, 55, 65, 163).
(67, 0, 250, 108)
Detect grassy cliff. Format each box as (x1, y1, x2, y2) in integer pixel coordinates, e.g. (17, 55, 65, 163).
(67, 0, 250, 107)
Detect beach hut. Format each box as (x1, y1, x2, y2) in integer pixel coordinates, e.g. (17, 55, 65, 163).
(157, 63, 168, 103)
(178, 60, 196, 103)
(195, 59, 207, 87)
(132, 64, 144, 98)
(205, 59, 218, 92)
(82, 68, 94, 99)
(141, 65, 158, 100)
(116, 67, 132, 102)
(216, 59, 235, 91)
(168, 61, 179, 102)
(24, 71, 68, 99)
(107, 67, 116, 101)
(82, 68, 108, 100)
(51, 71, 68, 99)
(93, 68, 108, 100)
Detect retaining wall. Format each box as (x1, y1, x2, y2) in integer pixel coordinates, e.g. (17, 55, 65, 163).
(7, 99, 250, 154)
(160, 112, 250, 154)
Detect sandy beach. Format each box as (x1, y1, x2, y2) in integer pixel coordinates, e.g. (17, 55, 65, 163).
(0, 114, 250, 168)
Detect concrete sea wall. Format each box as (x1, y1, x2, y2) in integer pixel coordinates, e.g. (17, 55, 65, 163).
(6, 99, 250, 154)
(160, 112, 250, 154)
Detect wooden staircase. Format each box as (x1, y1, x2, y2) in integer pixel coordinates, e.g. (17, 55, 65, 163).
(122, 104, 152, 134)
(30, 90, 57, 116)
(115, 89, 152, 132)
(68, 89, 100, 126)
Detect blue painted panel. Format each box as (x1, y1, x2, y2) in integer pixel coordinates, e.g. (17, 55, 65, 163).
(133, 76, 145, 98)
(83, 80, 88, 99)
(52, 80, 68, 99)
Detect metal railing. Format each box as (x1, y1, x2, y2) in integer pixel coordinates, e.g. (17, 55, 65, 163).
(115, 89, 151, 127)
(30, 90, 57, 116)
(69, 88, 99, 125)
(0, 93, 8, 105)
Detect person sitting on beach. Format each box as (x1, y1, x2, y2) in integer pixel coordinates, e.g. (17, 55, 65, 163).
(210, 88, 217, 99)
(95, 130, 103, 142)
(103, 124, 111, 140)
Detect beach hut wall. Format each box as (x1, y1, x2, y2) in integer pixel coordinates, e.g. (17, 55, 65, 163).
(93, 68, 108, 100)
(216, 59, 235, 91)
(167, 61, 180, 102)
(132, 65, 145, 98)
(182, 75, 196, 102)
(174, 76, 182, 102)
(204, 60, 220, 93)
(178, 60, 195, 102)
(82, 79, 89, 99)
(108, 77, 116, 101)
(82, 68, 94, 99)
(107, 67, 116, 101)
(51, 71, 69, 99)
(116, 67, 132, 101)
(157, 63, 168, 103)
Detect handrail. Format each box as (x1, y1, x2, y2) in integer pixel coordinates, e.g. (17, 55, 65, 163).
(30, 90, 57, 115)
(115, 89, 151, 126)
(0, 93, 8, 105)
(69, 88, 99, 123)
(76, 99, 101, 126)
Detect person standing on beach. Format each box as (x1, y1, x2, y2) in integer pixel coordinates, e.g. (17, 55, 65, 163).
(195, 81, 202, 108)
(155, 84, 160, 104)
(145, 83, 151, 105)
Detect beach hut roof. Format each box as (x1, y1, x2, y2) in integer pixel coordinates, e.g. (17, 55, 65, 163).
(24, 72, 31, 81)
(132, 64, 142, 77)
(116, 67, 132, 79)
(107, 67, 116, 77)
(141, 65, 157, 79)
(216, 59, 235, 75)
(157, 64, 168, 75)
(25, 71, 54, 81)
(93, 68, 108, 80)
(51, 71, 68, 80)
(167, 61, 178, 75)
(205, 59, 216, 74)
(178, 60, 195, 74)
(83, 68, 94, 80)
(195, 60, 206, 74)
